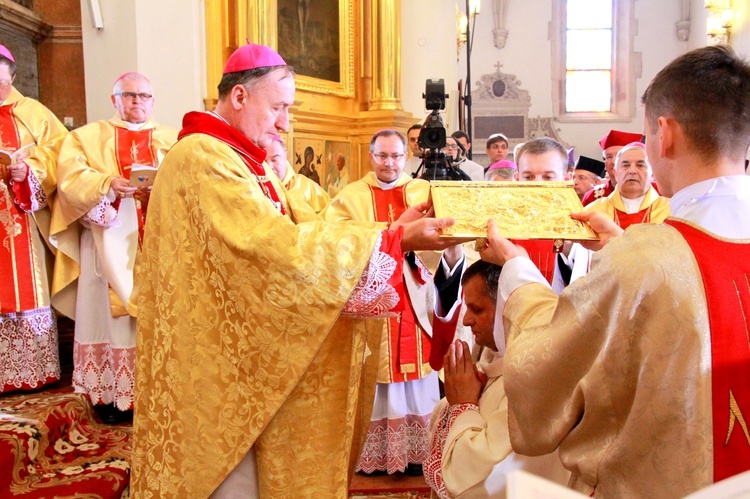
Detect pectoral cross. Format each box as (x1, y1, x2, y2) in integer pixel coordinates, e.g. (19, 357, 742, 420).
(388, 204, 396, 224)
(130, 140, 142, 164)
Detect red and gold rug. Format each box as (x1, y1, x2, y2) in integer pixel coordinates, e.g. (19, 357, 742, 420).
(0, 391, 131, 498)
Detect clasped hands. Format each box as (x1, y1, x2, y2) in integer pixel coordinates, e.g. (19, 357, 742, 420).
(443, 339, 487, 406)
(478, 211, 625, 266)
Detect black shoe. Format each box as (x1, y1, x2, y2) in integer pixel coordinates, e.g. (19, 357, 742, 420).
(405, 463, 423, 476)
(93, 403, 133, 424)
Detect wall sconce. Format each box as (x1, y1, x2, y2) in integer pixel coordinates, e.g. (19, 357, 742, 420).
(705, 0, 733, 44)
(456, 0, 481, 59)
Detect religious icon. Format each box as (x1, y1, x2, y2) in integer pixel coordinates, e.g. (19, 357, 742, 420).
(294, 138, 324, 185)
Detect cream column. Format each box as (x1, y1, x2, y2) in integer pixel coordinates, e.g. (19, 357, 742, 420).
(79, 0, 205, 128)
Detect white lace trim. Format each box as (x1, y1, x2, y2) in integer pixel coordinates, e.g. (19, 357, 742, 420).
(342, 232, 400, 318)
(72, 341, 135, 411)
(356, 414, 432, 474)
(423, 402, 480, 498)
(83, 189, 120, 227)
(24, 166, 47, 211)
(0, 307, 60, 393)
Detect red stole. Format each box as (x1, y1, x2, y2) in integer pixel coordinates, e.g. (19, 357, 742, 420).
(178, 111, 285, 215)
(666, 219, 750, 482)
(370, 183, 429, 382)
(0, 103, 38, 313)
(114, 127, 156, 245)
(512, 239, 556, 285)
(614, 207, 651, 230)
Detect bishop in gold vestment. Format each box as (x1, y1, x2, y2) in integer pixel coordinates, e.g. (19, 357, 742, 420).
(0, 51, 67, 393)
(51, 73, 177, 411)
(131, 44, 460, 498)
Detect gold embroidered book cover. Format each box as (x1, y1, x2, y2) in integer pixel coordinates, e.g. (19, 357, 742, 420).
(430, 181, 598, 240)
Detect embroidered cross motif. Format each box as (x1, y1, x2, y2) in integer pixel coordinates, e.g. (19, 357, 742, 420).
(727, 390, 750, 446)
(734, 275, 750, 350)
(130, 140, 142, 164)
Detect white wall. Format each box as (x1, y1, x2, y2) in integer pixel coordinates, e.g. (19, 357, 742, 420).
(400, 0, 460, 131)
(446, 0, 724, 161)
(80, 0, 205, 129)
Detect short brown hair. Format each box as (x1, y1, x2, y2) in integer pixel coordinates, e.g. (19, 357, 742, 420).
(642, 45, 750, 162)
(515, 137, 567, 175)
(486, 133, 508, 149)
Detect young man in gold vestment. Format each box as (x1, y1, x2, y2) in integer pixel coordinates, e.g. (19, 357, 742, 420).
(480, 45, 750, 497)
(130, 43, 463, 498)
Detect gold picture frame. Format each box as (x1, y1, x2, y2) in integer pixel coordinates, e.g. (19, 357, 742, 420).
(431, 181, 598, 241)
(246, 0, 355, 98)
(204, 0, 356, 105)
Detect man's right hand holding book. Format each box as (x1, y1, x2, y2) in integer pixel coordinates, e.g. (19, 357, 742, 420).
(5, 149, 30, 182)
(111, 176, 139, 199)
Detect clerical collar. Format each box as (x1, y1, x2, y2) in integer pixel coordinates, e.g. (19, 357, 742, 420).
(622, 193, 646, 214)
(376, 176, 400, 191)
(670, 175, 748, 217)
(124, 121, 146, 131)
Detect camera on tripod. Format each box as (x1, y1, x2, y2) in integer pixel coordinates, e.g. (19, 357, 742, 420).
(415, 79, 470, 182)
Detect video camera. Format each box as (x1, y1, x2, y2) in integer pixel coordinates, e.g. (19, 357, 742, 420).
(414, 79, 470, 182)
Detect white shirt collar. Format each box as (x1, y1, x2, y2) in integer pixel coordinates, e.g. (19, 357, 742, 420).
(123, 121, 146, 131)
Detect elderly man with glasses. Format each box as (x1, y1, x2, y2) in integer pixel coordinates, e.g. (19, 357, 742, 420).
(0, 44, 68, 395)
(584, 142, 670, 229)
(323, 128, 466, 477)
(50, 72, 177, 423)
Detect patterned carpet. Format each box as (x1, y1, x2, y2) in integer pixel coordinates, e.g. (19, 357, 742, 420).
(0, 390, 131, 498)
(0, 388, 433, 498)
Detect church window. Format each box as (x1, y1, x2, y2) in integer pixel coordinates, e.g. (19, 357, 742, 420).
(552, 0, 640, 122)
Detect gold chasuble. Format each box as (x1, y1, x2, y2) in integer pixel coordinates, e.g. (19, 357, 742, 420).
(131, 112, 396, 497)
(585, 185, 670, 230)
(50, 117, 177, 318)
(279, 160, 330, 213)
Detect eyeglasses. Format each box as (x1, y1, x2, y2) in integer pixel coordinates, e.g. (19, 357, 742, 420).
(372, 153, 405, 163)
(443, 145, 459, 151)
(115, 92, 153, 100)
(573, 173, 597, 181)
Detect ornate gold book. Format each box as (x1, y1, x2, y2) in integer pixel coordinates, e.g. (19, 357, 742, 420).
(430, 181, 598, 240)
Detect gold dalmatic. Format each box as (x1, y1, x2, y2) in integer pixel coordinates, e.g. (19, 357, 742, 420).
(0, 89, 64, 394)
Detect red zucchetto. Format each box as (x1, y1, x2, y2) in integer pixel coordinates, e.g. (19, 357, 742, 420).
(599, 130, 643, 150)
